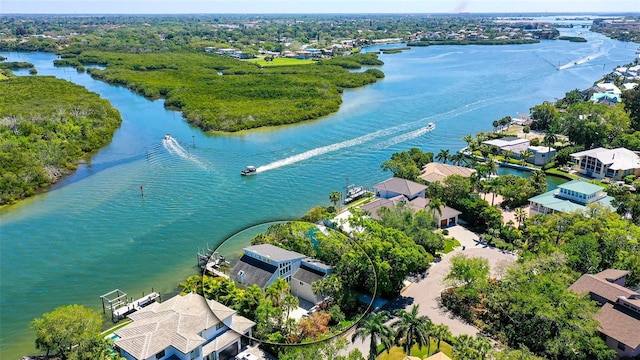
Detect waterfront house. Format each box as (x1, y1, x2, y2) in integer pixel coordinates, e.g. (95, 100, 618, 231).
(527, 146, 556, 166)
(590, 92, 621, 105)
(113, 292, 254, 360)
(482, 137, 530, 154)
(419, 162, 476, 184)
(528, 180, 614, 215)
(229, 244, 332, 304)
(374, 177, 426, 200)
(364, 177, 461, 228)
(596, 82, 622, 95)
(568, 270, 640, 358)
(570, 147, 640, 181)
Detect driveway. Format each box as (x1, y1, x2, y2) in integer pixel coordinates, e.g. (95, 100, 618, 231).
(340, 225, 516, 356)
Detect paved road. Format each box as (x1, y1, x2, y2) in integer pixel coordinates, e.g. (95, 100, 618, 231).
(340, 226, 517, 357)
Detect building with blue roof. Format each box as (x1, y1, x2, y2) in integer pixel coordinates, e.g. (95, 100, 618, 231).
(529, 180, 614, 216)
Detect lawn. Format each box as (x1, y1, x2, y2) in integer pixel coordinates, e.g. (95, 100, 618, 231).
(544, 168, 579, 180)
(248, 57, 314, 67)
(443, 237, 461, 253)
(0, 73, 8, 80)
(377, 340, 454, 360)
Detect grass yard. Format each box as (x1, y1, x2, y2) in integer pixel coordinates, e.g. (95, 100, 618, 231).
(377, 340, 454, 360)
(248, 57, 314, 67)
(0, 73, 8, 80)
(443, 237, 461, 253)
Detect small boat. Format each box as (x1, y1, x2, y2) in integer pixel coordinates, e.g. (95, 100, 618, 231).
(344, 185, 369, 204)
(240, 165, 257, 176)
(426, 122, 435, 131)
(164, 134, 171, 140)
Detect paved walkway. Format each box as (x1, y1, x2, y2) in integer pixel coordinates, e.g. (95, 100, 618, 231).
(341, 225, 517, 357)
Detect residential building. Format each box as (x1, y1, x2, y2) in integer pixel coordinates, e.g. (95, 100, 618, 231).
(527, 146, 556, 166)
(568, 269, 640, 358)
(364, 177, 461, 228)
(374, 177, 426, 200)
(596, 82, 622, 95)
(114, 292, 255, 360)
(570, 147, 640, 181)
(419, 162, 476, 184)
(482, 137, 530, 154)
(229, 244, 332, 304)
(590, 92, 621, 105)
(528, 180, 614, 215)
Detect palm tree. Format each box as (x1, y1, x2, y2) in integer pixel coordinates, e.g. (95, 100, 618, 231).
(450, 153, 466, 166)
(474, 336, 493, 359)
(543, 131, 558, 153)
(485, 159, 499, 177)
(352, 311, 394, 360)
(282, 294, 299, 319)
(519, 149, 533, 166)
(462, 134, 474, 149)
(265, 277, 289, 307)
(431, 324, 452, 352)
(453, 334, 478, 360)
(486, 177, 501, 206)
(427, 198, 444, 221)
(514, 207, 527, 228)
(329, 190, 341, 208)
(392, 305, 432, 356)
(436, 149, 450, 164)
(492, 120, 499, 133)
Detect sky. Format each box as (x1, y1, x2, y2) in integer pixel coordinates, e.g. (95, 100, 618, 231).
(1, 0, 639, 14)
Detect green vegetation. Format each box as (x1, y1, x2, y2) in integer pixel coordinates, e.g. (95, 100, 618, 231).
(61, 51, 383, 132)
(557, 35, 587, 42)
(31, 304, 119, 360)
(0, 61, 34, 69)
(442, 253, 617, 360)
(248, 57, 314, 67)
(443, 237, 460, 253)
(0, 76, 122, 204)
(381, 147, 434, 182)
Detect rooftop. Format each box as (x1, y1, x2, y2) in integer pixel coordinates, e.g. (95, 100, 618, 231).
(419, 162, 476, 183)
(114, 293, 254, 360)
(569, 273, 638, 304)
(374, 177, 427, 197)
(571, 147, 640, 171)
(230, 254, 277, 288)
(596, 302, 640, 350)
(245, 244, 306, 262)
(558, 180, 605, 195)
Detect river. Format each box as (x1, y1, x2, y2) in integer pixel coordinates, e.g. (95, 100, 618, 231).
(0, 23, 637, 358)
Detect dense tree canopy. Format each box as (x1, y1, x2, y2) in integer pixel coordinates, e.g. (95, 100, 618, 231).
(31, 304, 115, 360)
(58, 51, 384, 132)
(0, 76, 122, 204)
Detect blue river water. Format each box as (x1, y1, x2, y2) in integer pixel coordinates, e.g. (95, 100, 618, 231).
(0, 23, 637, 358)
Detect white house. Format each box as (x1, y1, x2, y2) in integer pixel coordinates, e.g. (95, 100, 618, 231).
(482, 137, 530, 154)
(114, 293, 254, 360)
(570, 147, 640, 181)
(528, 146, 556, 165)
(230, 244, 333, 304)
(596, 82, 622, 95)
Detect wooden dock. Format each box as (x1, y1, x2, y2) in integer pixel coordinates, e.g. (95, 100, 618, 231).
(100, 289, 160, 322)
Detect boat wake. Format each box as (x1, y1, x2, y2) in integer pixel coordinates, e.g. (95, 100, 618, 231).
(162, 136, 208, 170)
(257, 97, 503, 173)
(557, 51, 605, 70)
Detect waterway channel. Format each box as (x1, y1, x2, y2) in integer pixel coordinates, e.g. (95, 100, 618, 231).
(1, 23, 637, 358)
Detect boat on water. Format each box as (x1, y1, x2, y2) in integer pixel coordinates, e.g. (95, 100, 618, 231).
(164, 133, 171, 140)
(240, 165, 257, 176)
(426, 122, 435, 131)
(344, 185, 369, 204)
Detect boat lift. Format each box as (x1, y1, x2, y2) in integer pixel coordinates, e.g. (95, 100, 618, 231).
(100, 288, 160, 322)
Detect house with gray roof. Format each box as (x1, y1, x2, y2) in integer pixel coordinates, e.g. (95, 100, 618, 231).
(569, 269, 640, 358)
(365, 178, 462, 228)
(114, 292, 254, 360)
(570, 147, 640, 181)
(230, 244, 332, 304)
(482, 137, 530, 154)
(374, 177, 426, 200)
(528, 180, 614, 216)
